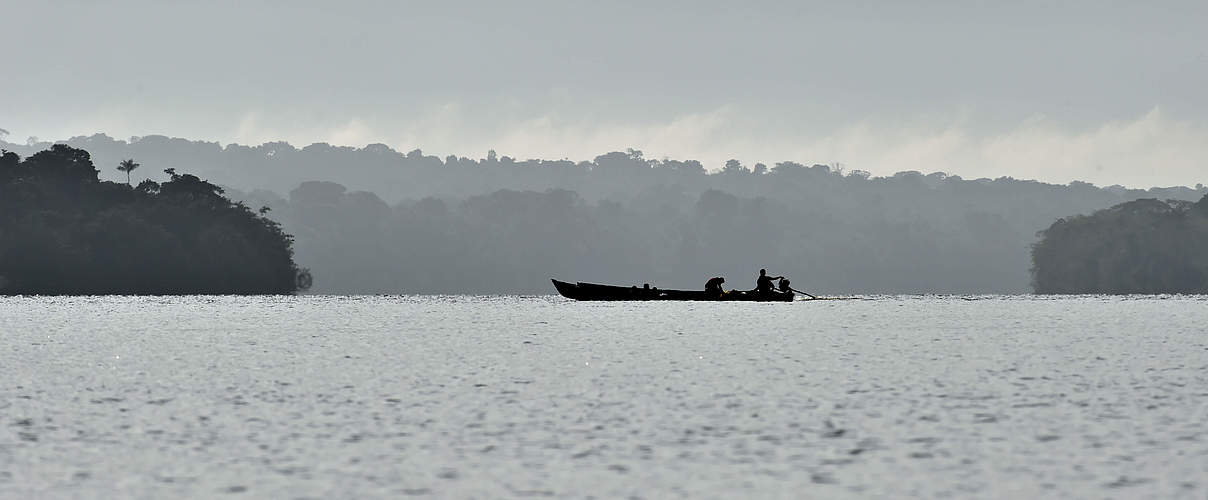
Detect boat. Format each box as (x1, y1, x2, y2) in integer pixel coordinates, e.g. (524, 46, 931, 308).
(551, 279, 795, 301)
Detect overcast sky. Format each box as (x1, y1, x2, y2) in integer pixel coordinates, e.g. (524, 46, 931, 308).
(3, 0, 1206, 187)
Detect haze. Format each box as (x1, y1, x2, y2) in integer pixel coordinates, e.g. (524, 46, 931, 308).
(4, 1, 1207, 188)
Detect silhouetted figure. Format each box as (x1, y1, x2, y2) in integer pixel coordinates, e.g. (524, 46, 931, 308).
(704, 276, 726, 296)
(756, 268, 784, 294)
(778, 277, 792, 293)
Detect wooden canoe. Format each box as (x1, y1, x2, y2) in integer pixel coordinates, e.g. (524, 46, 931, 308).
(551, 279, 795, 301)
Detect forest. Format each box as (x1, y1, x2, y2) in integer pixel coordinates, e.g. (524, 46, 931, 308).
(1032, 195, 1208, 294)
(5, 134, 1203, 206)
(221, 165, 1203, 295)
(0, 145, 306, 294)
(3, 135, 1205, 294)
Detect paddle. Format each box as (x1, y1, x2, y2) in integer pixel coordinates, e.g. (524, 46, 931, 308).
(773, 276, 817, 299)
(789, 287, 818, 300)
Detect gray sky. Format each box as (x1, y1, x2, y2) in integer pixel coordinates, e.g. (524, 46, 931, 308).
(3, 0, 1207, 187)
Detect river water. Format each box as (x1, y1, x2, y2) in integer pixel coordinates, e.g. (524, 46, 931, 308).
(2, 295, 1207, 499)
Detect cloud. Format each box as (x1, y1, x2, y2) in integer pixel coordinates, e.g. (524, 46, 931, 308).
(233, 112, 267, 145)
(325, 119, 374, 147)
(233, 113, 384, 149)
(382, 105, 1206, 188)
(19, 104, 1208, 189)
(840, 107, 1205, 187)
(492, 106, 1206, 188)
(484, 107, 736, 163)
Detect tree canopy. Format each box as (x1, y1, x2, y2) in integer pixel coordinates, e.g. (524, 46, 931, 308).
(0, 145, 307, 294)
(5, 134, 1205, 294)
(1031, 195, 1208, 294)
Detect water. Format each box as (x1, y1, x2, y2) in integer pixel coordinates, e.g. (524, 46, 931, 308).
(2, 295, 1207, 499)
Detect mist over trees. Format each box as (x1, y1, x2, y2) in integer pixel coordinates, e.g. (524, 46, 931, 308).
(1032, 195, 1208, 294)
(19, 134, 1200, 205)
(4, 135, 1204, 294)
(0, 145, 305, 295)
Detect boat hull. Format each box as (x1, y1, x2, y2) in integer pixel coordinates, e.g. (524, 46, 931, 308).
(552, 279, 795, 302)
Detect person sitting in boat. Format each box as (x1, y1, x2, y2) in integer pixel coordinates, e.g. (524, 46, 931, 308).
(756, 269, 784, 294)
(704, 276, 726, 296)
(779, 277, 792, 293)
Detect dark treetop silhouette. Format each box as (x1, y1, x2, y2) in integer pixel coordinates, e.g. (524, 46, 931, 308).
(1031, 195, 1208, 294)
(116, 158, 140, 186)
(0, 145, 308, 295)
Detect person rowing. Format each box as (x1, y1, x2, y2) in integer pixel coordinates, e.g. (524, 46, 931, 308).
(755, 268, 784, 294)
(775, 275, 818, 299)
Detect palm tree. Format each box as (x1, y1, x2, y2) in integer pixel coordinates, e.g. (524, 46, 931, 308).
(117, 159, 140, 186)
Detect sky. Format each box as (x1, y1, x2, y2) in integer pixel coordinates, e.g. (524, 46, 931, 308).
(2, 0, 1207, 187)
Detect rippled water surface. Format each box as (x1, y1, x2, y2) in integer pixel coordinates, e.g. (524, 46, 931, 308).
(3, 295, 1208, 498)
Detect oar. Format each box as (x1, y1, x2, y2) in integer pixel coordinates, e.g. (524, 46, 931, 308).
(789, 287, 818, 300)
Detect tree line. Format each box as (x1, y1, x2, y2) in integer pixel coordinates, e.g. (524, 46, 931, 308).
(4, 135, 1205, 294)
(0, 145, 307, 294)
(5, 134, 1203, 206)
(1032, 195, 1208, 294)
(226, 177, 1205, 295)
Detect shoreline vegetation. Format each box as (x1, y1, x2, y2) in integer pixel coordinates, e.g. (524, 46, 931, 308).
(1032, 195, 1208, 294)
(0, 145, 309, 295)
(2, 137, 1206, 295)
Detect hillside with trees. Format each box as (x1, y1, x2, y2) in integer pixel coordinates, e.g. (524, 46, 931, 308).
(1031, 195, 1208, 294)
(0, 145, 307, 294)
(4, 135, 1205, 294)
(4, 134, 1203, 206)
(226, 175, 1206, 295)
